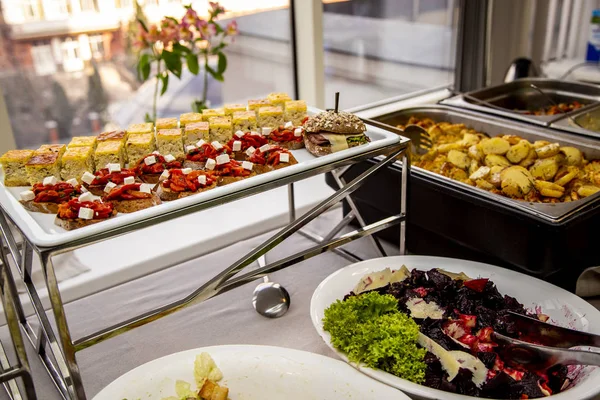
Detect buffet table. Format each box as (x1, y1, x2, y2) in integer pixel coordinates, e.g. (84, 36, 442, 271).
(0, 209, 398, 399)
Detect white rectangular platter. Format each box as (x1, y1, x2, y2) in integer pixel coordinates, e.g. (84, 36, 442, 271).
(0, 108, 405, 248)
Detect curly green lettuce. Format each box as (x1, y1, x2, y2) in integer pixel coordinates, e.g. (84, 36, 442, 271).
(323, 291, 427, 384)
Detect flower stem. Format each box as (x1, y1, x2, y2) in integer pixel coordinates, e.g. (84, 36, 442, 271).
(202, 50, 209, 105)
(153, 58, 162, 122)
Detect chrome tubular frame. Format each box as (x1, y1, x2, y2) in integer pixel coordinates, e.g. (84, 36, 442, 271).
(0, 138, 410, 400)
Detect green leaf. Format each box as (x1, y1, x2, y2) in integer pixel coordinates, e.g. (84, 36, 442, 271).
(172, 42, 191, 54)
(161, 50, 182, 78)
(206, 65, 224, 82)
(217, 52, 227, 75)
(137, 53, 151, 81)
(210, 42, 226, 54)
(159, 73, 169, 96)
(186, 53, 199, 75)
(144, 112, 154, 123)
(137, 17, 148, 32)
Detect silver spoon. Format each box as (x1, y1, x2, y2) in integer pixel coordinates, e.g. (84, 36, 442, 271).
(252, 276, 290, 318)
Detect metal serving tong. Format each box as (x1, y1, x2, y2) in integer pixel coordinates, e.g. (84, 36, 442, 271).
(492, 311, 600, 370)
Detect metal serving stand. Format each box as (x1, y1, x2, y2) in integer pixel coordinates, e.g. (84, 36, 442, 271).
(0, 128, 410, 400)
(0, 248, 37, 399)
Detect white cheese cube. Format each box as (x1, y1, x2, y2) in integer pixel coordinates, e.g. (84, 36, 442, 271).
(124, 176, 136, 185)
(216, 154, 231, 165)
(81, 171, 96, 185)
(294, 127, 303, 137)
(19, 190, 35, 202)
(211, 141, 223, 150)
(152, 150, 160, 155)
(205, 158, 216, 170)
(140, 183, 152, 194)
(164, 154, 176, 163)
(259, 144, 271, 153)
(181, 168, 192, 174)
(159, 170, 170, 180)
(250, 131, 260, 136)
(245, 146, 256, 156)
(103, 182, 117, 193)
(232, 140, 242, 151)
(235, 130, 245, 138)
(242, 161, 253, 171)
(185, 145, 196, 153)
(144, 155, 157, 166)
(43, 176, 58, 186)
(279, 152, 290, 163)
(66, 178, 79, 186)
(78, 192, 94, 202)
(196, 139, 206, 148)
(284, 121, 293, 129)
(107, 163, 121, 173)
(261, 127, 272, 136)
(78, 207, 94, 220)
(197, 175, 207, 185)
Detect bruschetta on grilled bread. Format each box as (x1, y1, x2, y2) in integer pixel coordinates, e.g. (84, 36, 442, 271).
(20, 180, 82, 214)
(156, 169, 217, 201)
(103, 183, 161, 213)
(54, 198, 116, 230)
(135, 153, 182, 184)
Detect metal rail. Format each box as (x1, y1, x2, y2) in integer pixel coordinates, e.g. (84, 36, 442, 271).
(0, 139, 409, 400)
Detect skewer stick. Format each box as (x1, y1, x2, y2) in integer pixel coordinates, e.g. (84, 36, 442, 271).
(334, 92, 340, 113)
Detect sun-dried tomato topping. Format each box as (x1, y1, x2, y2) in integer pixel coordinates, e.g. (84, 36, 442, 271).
(91, 168, 136, 185)
(213, 159, 252, 177)
(269, 126, 302, 143)
(463, 278, 489, 293)
(227, 133, 268, 151)
(105, 183, 152, 200)
(186, 143, 230, 162)
(301, 116, 309, 125)
(31, 182, 81, 203)
(135, 154, 182, 175)
(248, 146, 290, 166)
(162, 169, 216, 192)
(57, 199, 113, 220)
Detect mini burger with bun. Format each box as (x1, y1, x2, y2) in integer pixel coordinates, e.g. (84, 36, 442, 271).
(303, 110, 370, 156)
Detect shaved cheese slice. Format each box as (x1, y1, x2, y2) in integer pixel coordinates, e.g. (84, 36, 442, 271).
(417, 333, 460, 381)
(406, 298, 444, 319)
(438, 269, 472, 281)
(390, 265, 410, 283)
(353, 268, 392, 294)
(449, 351, 488, 388)
(322, 134, 349, 153)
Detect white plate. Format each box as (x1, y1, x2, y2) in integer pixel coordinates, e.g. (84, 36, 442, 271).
(0, 107, 405, 247)
(92, 344, 408, 400)
(310, 255, 600, 400)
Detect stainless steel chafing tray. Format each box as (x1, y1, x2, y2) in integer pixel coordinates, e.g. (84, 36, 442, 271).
(441, 78, 600, 126)
(551, 102, 600, 139)
(376, 105, 600, 223)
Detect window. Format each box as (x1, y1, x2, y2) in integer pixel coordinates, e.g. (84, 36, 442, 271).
(89, 34, 105, 59)
(80, 0, 98, 12)
(23, 0, 42, 20)
(320, 0, 457, 108)
(115, 0, 132, 8)
(31, 45, 57, 76)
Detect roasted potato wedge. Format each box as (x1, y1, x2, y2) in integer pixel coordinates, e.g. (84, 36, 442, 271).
(475, 179, 495, 190)
(533, 140, 552, 149)
(506, 140, 531, 164)
(437, 143, 463, 153)
(485, 154, 511, 168)
(577, 185, 600, 198)
(447, 150, 470, 169)
(469, 166, 491, 180)
(500, 166, 534, 198)
(554, 166, 578, 187)
(459, 132, 481, 147)
(560, 146, 583, 166)
(502, 135, 523, 145)
(535, 143, 560, 158)
(479, 137, 511, 155)
(534, 180, 565, 198)
(529, 158, 559, 181)
(468, 144, 485, 162)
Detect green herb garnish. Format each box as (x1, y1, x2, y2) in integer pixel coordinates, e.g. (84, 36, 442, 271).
(323, 291, 427, 383)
